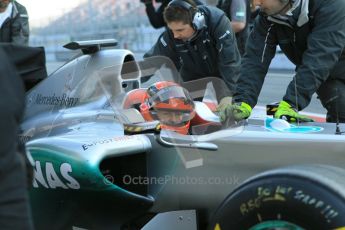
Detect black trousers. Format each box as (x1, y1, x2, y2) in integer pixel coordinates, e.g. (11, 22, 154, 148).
(317, 79, 345, 122)
(0, 152, 33, 230)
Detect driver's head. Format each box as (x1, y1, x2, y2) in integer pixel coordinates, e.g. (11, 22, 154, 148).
(256, 0, 292, 16)
(143, 81, 195, 135)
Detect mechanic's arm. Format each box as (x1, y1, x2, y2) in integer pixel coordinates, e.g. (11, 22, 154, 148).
(283, 0, 345, 110)
(142, 0, 168, 29)
(230, 0, 247, 33)
(233, 15, 277, 107)
(11, 9, 29, 46)
(212, 15, 241, 93)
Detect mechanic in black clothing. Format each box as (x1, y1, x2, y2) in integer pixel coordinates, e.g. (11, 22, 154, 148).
(217, 0, 251, 55)
(0, 0, 29, 45)
(140, 0, 204, 29)
(0, 47, 33, 229)
(144, 0, 241, 93)
(217, 0, 345, 123)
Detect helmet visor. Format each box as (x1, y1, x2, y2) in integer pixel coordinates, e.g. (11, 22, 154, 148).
(149, 85, 195, 125)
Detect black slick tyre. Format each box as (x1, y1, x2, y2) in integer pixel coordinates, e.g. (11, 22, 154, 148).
(209, 165, 345, 230)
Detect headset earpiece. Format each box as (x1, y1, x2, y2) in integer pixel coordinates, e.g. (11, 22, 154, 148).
(167, 0, 205, 30)
(192, 11, 205, 30)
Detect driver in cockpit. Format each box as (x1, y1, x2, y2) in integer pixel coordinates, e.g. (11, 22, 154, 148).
(123, 81, 197, 135)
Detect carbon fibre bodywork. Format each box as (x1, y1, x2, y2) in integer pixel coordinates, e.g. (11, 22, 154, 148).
(21, 40, 345, 229)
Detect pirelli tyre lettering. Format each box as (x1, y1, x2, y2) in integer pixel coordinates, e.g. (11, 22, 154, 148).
(210, 165, 345, 230)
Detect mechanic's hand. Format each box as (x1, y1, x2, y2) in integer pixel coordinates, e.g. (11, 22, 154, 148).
(274, 101, 314, 122)
(140, 0, 153, 5)
(217, 98, 252, 123)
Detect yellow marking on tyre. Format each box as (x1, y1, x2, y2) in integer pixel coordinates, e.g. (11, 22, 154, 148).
(214, 223, 221, 230)
(257, 213, 262, 222)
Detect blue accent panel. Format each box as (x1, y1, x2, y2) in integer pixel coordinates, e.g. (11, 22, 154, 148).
(265, 118, 323, 133)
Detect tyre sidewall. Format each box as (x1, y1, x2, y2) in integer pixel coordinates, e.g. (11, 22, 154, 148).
(210, 176, 345, 229)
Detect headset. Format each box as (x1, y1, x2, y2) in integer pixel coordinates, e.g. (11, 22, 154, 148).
(167, 0, 205, 30)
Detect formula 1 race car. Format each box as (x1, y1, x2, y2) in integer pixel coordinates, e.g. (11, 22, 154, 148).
(21, 40, 345, 230)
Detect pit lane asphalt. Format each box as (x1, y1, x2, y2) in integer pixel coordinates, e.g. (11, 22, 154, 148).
(46, 62, 326, 115)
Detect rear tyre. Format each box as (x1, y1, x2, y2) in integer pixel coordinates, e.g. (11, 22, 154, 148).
(210, 165, 345, 229)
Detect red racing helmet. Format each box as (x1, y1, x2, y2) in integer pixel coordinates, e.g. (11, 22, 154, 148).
(146, 81, 195, 135)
